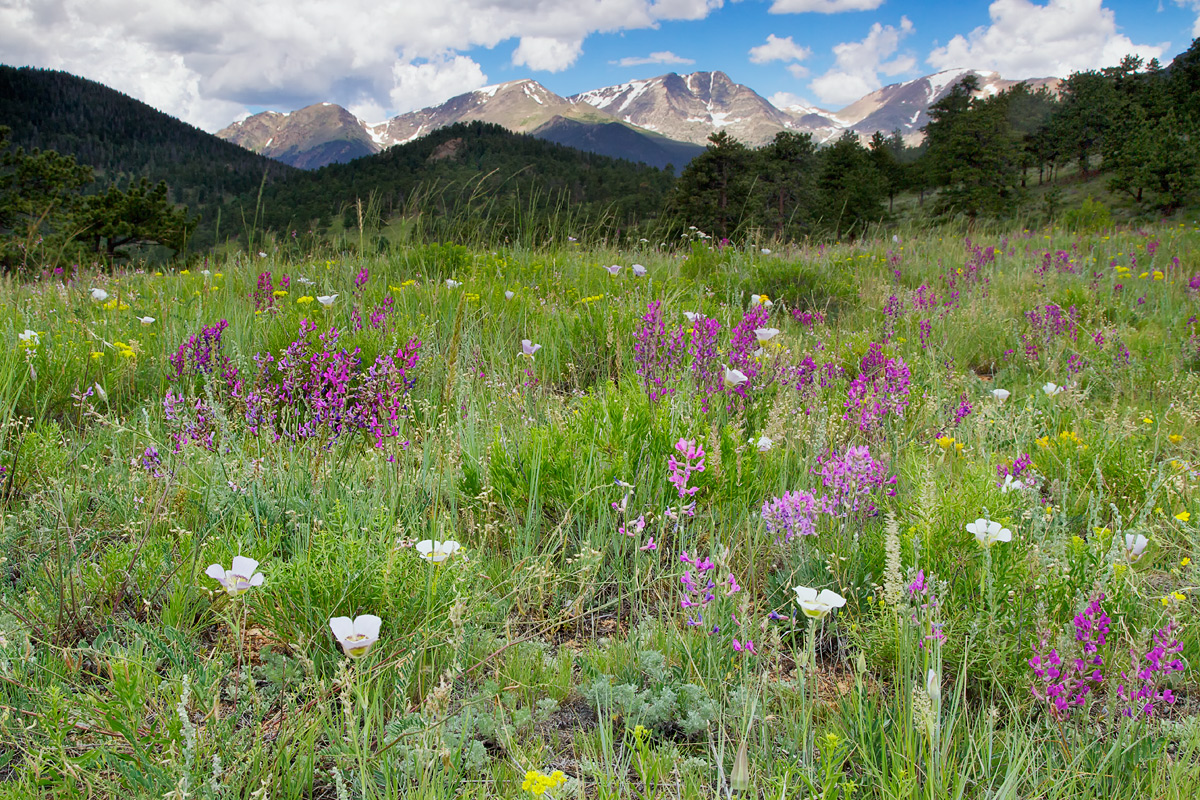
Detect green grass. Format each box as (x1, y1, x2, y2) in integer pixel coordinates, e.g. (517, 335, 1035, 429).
(1, 222, 1198, 799)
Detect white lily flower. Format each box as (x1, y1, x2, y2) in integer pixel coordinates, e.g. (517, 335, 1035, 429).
(992, 388, 1010, 402)
(793, 586, 846, 619)
(1124, 533, 1149, 563)
(754, 327, 780, 343)
(416, 539, 461, 563)
(18, 329, 39, 346)
(521, 339, 541, 359)
(1042, 382, 1064, 397)
(205, 556, 264, 596)
(755, 435, 773, 452)
(505, 290, 515, 300)
(967, 518, 1012, 548)
(93, 383, 107, 403)
(136, 316, 155, 325)
(602, 265, 622, 276)
(631, 264, 647, 277)
(201, 269, 212, 277)
(296, 277, 314, 285)
(683, 311, 702, 323)
(724, 368, 748, 389)
(90, 288, 109, 303)
(750, 294, 774, 308)
(329, 614, 382, 659)
(926, 669, 940, 703)
(316, 294, 338, 306)
(445, 279, 462, 288)
(761, 248, 771, 255)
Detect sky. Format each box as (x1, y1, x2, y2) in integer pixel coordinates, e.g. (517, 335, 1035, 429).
(1, 0, 1196, 132)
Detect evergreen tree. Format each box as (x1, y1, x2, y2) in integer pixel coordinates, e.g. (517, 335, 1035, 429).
(924, 78, 1023, 219)
(816, 131, 885, 238)
(0, 127, 94, 269)
(83, 178, 197, 257)
(868, 130, 904, 212)
(670, 131, 755, 238)
(754, 131, 819, 240)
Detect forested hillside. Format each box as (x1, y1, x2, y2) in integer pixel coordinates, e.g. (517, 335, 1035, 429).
(0, 65, 294, 248)
(248, 122, 678, 243)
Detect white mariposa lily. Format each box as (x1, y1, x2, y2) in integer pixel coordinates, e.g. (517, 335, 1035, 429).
(793, 586, 846, 619)
(755, 435, 773, 452)
(18, 329, 39, 346)
(754, 327, 780, 342)
(602, 265, 622, 276)
(317, 294, 338, 306)
(205, 556, 264, 596)
(724, 368, 748, 389)
(1124, 533, 1149, 563)
(992, 388, 1010, 402)
(1042, 382, 1064, 397)
(631, 264, 647, 277)
(90, 288, 109, 303)
(505, 290, 515, 300)
(1000, 474, 1025, 493)
(683, 311, 702, 323)
(136, 316, 155, 325)
(967, 518, 1012, 548)
(521, 339, 541, 360)
(446, 279, 462, 288)
(329, 614, 382, 659)
(416, 539, 461, 563)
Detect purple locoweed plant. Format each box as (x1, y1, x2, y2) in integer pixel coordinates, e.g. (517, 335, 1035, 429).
(817, 445, 897, 518)
(1028, 594, 1110, 720)
(633, 301, 687, 403)
(1117, 621, 1186, 718)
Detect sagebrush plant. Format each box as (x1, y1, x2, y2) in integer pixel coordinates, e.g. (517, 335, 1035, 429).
(0, 222, 1198, 799)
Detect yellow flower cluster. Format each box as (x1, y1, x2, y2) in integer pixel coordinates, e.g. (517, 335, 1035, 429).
(102, 298, 130, 311)
(522, 769, 565, 796)
(1036, 431, 1086, 450)
(296, 296, 314, 305)
(112, 341, 136, 359)
(935, 435, 964, 454)
(576, 294, 604, 305)
(273, 289, 288, 298)
(1160, 590, 1187, 607)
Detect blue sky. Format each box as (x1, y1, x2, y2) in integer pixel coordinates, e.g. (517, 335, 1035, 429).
(1, 0, 1195, 130)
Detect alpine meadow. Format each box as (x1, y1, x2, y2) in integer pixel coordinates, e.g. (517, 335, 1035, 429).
(3, 27, 1200, 800)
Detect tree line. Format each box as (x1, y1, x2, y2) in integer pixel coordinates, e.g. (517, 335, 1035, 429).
(671, 37, 1200, 239)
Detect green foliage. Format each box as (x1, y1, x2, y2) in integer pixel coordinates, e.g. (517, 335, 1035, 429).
(1060, 196, 1113, 232)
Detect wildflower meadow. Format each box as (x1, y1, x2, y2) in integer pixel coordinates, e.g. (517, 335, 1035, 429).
(1, 223, 1199, 799)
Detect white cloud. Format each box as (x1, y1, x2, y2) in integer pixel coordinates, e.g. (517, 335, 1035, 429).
(389, 56, 488, 114)
(1176, 0, 1200, 36)
(769, 90, 820, 111)
(769, 0, 885, 13)
(612, 51, 696, 66)
(0, 0, 726, 131)
(809, 17, 916, 107)
(749, 34, 813, 64)
(928, 0, 1165, 78)
(512, 37, 584, 72)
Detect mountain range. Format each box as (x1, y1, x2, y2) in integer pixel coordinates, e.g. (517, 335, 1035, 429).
(218, 69, 1059, 170)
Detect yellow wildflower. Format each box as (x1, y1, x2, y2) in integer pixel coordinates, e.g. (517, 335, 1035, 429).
(1169, 434, 1183, 444)
(1176, 511, 1191, 523)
